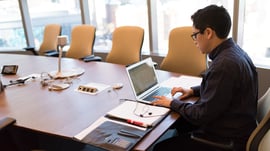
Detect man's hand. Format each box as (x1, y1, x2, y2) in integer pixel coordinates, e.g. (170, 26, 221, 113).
(171, 87, 194, 100)
(151, 96, 172, 107)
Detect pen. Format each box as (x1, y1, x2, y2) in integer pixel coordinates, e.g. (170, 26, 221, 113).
(106, 115, 150, 128)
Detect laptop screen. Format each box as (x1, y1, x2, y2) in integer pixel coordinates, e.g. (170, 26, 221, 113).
(127, 58, 158, 96)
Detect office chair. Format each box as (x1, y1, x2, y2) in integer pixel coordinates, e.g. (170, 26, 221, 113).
(256, 87, 270, 123)
(105, 26, 144, 66)
(65, 25, 102, 62)
(246, 87, 270, 151)
(25, 24, 61, 56)
(190, 88, 270, 151)
(160, 26, 207, 77)
(0, 117, 17, 151)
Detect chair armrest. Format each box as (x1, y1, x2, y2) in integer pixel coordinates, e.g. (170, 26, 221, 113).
(0, 117, 16, 131)
(45, 50, 59, 57)
(24, 47, 39, 55)
(152, 61, 158, 68)
(82, 55, 102, 62)
(24, 46, 35, 50)
(190, 132, 234, 150)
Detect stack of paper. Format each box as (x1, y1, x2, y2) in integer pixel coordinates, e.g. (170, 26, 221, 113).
(106, 101, 170, 128)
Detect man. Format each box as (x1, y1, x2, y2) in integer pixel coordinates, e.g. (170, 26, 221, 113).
(152, 5, 258, 151)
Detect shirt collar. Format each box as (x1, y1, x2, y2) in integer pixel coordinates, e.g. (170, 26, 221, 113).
(209, 38, 234, 60)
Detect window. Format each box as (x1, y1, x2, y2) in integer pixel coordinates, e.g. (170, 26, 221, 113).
(87, 0, 149, 53)
(242, 0, 270, 68)
(27, 0, 81, 49)
(153, 0, 234, 55)
(0, 0, 25, 50)
(0, 0, 270, 68)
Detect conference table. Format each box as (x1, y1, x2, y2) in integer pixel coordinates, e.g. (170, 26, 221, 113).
(0, 54, 189, 150)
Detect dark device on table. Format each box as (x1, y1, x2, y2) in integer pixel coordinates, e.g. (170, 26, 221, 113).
(1, 65, 18, 75)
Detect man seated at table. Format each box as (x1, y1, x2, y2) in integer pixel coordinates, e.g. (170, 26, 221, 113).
(151, 4, 258, 151)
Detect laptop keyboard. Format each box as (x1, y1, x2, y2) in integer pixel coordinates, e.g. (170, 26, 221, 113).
(143, 87, 171, 101)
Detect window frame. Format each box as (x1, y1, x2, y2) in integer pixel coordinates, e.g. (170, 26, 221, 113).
(1, 0, 270, 68)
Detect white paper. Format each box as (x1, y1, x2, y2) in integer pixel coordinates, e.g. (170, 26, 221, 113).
(106, 101, 170, 127)
(161, 75, 202, 88)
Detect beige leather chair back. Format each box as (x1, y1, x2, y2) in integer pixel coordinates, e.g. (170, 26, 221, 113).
(65, 25, 96, 59)
(257, 88, 270, 123)
(246, 87, 270, 151)
(106, 26, 144, 65)
(160, 26, 207, 76)
(39, 24, 61, 55)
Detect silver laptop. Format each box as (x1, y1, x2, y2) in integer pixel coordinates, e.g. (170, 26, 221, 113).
(126, 57, 171, 104)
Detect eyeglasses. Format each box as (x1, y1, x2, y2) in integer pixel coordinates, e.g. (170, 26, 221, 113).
(190, 31, 201, 41)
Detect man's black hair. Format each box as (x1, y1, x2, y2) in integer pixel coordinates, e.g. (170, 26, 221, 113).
(191, 5, 231, 39)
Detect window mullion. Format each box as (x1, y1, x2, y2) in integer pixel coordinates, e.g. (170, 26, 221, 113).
(18, 0, 34, 47)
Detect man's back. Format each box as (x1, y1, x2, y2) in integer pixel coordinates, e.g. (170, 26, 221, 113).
(200, 38, 258, 140)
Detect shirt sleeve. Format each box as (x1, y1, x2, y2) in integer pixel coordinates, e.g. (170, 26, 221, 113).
(191, 85, 200, 97)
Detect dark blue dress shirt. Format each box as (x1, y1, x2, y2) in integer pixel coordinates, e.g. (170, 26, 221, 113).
(171, 38, 258, 141)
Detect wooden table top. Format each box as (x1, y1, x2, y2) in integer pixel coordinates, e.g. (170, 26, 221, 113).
(0, 54, 183, 150)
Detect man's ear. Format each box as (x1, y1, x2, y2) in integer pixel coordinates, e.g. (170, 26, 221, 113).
(205, 27, 214, 39)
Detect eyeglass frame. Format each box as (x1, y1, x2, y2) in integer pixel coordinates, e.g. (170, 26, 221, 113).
(190, 31, 201, 41)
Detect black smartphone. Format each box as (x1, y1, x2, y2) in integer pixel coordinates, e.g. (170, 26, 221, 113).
(1, 65, 18, 75)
